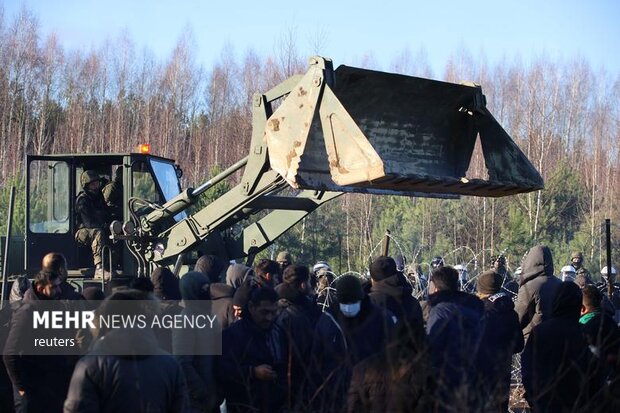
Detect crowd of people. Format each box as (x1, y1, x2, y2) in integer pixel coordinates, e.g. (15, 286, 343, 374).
(1, 246, 620, 413)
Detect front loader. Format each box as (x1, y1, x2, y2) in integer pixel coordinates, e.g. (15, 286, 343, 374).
(4, 56, 543, 286)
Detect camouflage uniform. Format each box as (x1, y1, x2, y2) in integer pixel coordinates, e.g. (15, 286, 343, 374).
(571, 251, 594, 286)
(102, 166, 123, 220)
(75, 170, 109, 267)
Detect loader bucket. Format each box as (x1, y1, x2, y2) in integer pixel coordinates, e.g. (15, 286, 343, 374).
(265, 61, 543, 198)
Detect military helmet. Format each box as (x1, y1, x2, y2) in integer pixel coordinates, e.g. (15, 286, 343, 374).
(80, 170, 100, 188)
(601, 266, 617, 276)
(571, 251, 584, 260)
(276, 251, 292, 263)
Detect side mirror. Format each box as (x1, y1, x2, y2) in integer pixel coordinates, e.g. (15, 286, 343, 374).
(175, 164, 183, 179)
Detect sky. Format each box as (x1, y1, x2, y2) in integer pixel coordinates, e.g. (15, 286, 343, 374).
(3, 0, 620, 77)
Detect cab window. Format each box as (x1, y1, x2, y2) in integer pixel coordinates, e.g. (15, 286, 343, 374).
(132, 161, 161, 204)
(29, 160, 70, 233)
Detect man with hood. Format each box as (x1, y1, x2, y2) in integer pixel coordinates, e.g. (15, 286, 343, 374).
(426, 266, 483, 411)
(514, 245, 561, 340)
(276, 251, 293, 272)
(173, 271, 220, 412)
(368, 256, 423, 329)
(75, 170, 110, 278)
(476, 270, 524, 412)
(225, 263, 254, 290)
(310, 275, 394, 412)
(194, 255, 229, 284)
(521, 282, 602, 412)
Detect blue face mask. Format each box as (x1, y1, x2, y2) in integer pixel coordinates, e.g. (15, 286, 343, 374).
(339, 301, 361, 318)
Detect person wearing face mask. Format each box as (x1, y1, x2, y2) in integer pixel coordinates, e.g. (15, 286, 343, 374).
(309, 275, 394, 412)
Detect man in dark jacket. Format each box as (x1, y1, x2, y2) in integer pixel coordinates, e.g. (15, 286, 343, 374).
(347, 319, 434, 413)
(522, 281, 602, 412)
(3, 270, 71, 413)
(580, 285, 620, 377)
(426, 266, 483, 412)
(276, 264, 321, 327)
(75, 170, 110, 277)
(368, 256, 423, 329)
(476, 270, 524, 412)
(310, 275, 394, 412)
(64, 290, 189, 413)
(218, 287, 287, 413)
(150, 267, 182, 352)
(275, 265, 321, 408)
(173, 272, 219, 412)
(515, 245, 561, 340)
(209, 283, 236, 330)
(41, 252, 83, 300)
(196, 261, 238, 329)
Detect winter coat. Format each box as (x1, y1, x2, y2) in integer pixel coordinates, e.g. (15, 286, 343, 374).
(522, 282, 602, 412)
(75, 190, 109, 229)
(274, 283, 321, 405)
(426, 289, 483, 411)
(217, 317, 288, 413)
(275, 282, 321, 328)
(64, 328, 189, 413)
(209, 283, 236, 330)
(369, 273, 423, 328)
(3, 286, 77, 413)
(346, 322, 434, 413)
(151, 267, 182, 301)
(580, 311, 620, 374)
(310, 298, 394, 412)
(58, 281, 84, 301)
(515, 245, 561, 339)
(477, 292, 524, 411)
(174, 272, 219, 412)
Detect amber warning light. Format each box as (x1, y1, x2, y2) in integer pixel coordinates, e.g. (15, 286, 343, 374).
(138, 143, 151, 154)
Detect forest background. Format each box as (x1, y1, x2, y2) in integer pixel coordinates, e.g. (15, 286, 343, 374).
(0, 8, 618, 279)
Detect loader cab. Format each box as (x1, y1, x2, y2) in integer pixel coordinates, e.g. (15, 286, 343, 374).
(25, 152, 183, 277)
